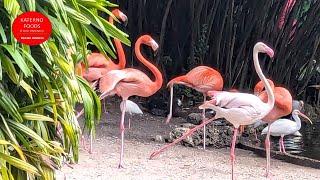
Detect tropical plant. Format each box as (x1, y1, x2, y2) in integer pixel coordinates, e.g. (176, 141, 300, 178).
(0, 0, 129, 179)
(114, 0, 319, 105)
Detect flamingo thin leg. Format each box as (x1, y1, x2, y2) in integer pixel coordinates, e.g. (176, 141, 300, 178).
(118, 99, 127, 168)
(202, 94, 207, 150)
(128, 117, 131, 129)
(280, 135, 286, 153)
(265, 124, 272, 178)
(165, 86, 174, 124)
(150, 117, 215, 159)
(231, 128, 238, 180)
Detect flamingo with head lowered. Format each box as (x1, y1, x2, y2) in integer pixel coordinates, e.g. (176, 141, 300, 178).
(150, 42, 275, 180)
(99, 35, 162, 168)
(165, 66, 223, 150)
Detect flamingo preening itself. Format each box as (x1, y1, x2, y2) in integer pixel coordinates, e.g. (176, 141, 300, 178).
(261, 109, 312, 153)
(165, 66, 223, 149)
(98, 35, 162, 168)
(76, 9, 128, 83)
(150, 42, 275, 180)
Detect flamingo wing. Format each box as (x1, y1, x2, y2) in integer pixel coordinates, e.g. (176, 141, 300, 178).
(185, 66, 223, 92)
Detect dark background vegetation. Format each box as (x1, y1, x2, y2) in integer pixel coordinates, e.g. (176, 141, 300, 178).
(109, 0, 320, 106)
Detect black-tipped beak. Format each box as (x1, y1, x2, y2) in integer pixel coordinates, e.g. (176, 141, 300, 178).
(123, 19, 128, 27)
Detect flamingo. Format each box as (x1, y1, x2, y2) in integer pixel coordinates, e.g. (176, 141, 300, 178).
(75, 9, 128, 152)
(76, 9, 128, 83)
(261, 110, 312, 153)
(98, 35, 162, 168)
(165, 66, 223, 149)
(150, 42, 275, 179)
(253, 79, 293, 177)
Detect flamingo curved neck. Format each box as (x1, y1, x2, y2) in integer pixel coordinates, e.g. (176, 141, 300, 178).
(134, 38, 163, 89)
(109, 16, 126, 69)
(253, 49, 275, 111)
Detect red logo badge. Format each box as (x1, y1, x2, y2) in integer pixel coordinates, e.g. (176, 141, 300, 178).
(12, 11, 52, 46)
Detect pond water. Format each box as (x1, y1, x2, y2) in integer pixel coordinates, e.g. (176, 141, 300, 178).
(267, 121, 320, 160)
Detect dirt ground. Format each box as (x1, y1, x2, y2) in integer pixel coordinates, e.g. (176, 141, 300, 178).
(56, 100, 320, 180)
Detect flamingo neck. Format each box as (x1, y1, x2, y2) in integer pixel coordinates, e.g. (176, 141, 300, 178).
(292, 114, 301, 130)
(109, 16, 126, 69)
(134, 38, 163, 90)
(253, 50, 275, 111)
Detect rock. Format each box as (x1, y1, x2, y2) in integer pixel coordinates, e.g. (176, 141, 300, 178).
(169, 122, 233, 148)
(150, 108, 167, 117)
(186, 113, 203, 125)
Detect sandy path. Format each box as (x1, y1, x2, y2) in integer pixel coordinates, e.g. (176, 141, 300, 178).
(56, 101, 320, 180)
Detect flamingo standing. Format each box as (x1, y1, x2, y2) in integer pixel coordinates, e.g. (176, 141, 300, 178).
(76, 9, 128, 83)
(165, 66, 223, 149)
(261, 109, 312, 153)
(98, 35, 162, 168)
(253, 79, 293, 177)
(150, 42, 275, 179)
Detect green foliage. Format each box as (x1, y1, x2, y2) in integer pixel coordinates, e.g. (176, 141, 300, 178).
(0, 0, 129, 179)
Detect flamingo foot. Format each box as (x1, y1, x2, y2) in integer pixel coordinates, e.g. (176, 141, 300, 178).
(118, 163, 124, 169)
(165, 114, 172, 124)
(264, 171, 274, 179)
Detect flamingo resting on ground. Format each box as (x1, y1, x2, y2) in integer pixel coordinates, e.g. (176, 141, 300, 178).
(253, 79, 293, 177)
(165, 66, 223, 149)
(98, 35, 162, 168)
(150, 42, 275, 180)
(261, 109, 312, 153)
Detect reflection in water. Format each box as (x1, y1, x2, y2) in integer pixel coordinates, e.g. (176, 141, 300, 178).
(260, 121, 320, 160)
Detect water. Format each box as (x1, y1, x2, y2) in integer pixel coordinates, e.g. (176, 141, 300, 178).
(267, 121, 320, 160)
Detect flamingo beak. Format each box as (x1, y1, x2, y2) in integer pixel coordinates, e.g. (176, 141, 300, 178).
(120, 12, 128, 26)
(266, 48, 274, 59)
(199, 100, 216, 110)
(150, 39, 159, 54)
(298, 112, 312, 124)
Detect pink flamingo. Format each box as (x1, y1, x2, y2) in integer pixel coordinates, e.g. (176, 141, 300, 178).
(150, 42, 275, 180)
(99, 35, 162, 168)
(165, 66, 223, 149)
(76, 9, 128, 83)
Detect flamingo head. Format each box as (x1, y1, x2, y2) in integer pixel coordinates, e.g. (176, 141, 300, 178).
(199, 99, 217, 110)
(292, 110, 312, 124)
(112, 9, 128, 26)
(142, 35, 159, 52)
(254, 42, 274, 58)
(253, 79, 275, 96)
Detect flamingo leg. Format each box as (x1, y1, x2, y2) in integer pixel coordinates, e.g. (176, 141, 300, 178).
(165, 86, 174, 124)
(265, 123, 272, 178)
(202, 94, 207, 150)
(280, 135, 286, 153)
(118, 99, 127, 168)
(230, 128, 238, 180)
(150, 117, 215, 159)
